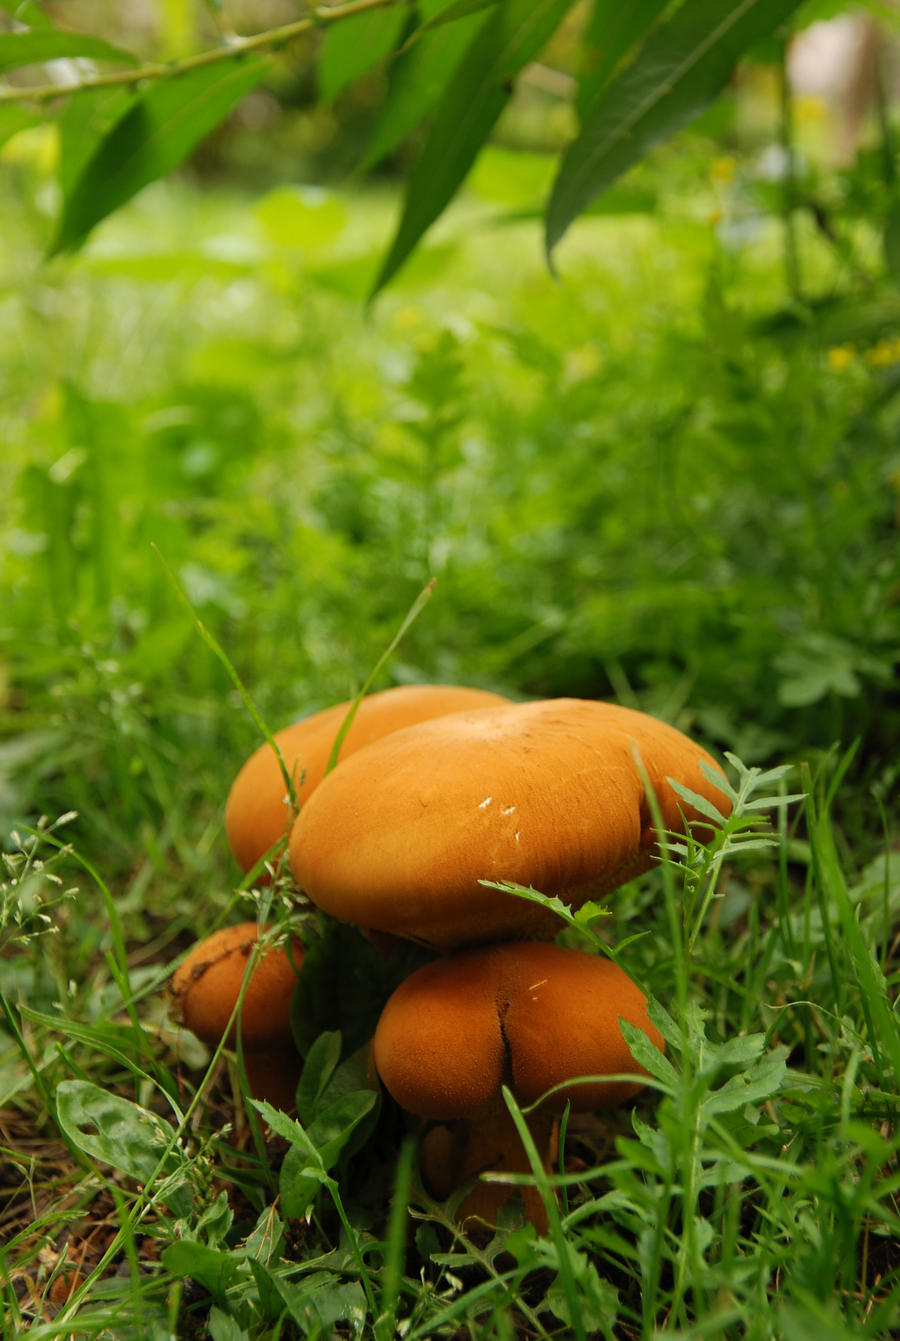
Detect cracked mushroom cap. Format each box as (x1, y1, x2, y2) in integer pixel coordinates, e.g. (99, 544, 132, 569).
(170, 922, 303, 1050)
(373, 941, 662, 1120)
(289, 696, 729, 951)
(225, 683, 508, 873)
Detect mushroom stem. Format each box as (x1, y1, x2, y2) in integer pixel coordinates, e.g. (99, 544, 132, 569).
(420, 1101, 558, 1235)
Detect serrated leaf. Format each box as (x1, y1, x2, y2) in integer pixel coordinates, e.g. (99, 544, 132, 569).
(701, 1046, 788, 1115)
(618, 1019, 679, 1089)
(0, 29, 136, 76)
(50, 55, 269, 255)
(546, 0, 806, 260)
(372, 0, 575, 296)
(360, 0, 491, 171)
(317, 4, 409, 103)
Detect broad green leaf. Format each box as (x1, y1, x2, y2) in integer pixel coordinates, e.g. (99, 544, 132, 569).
(372, 0, 576, 296)
(0, 29, 136, 76)
(701, 1045, 788, 1115)
(360, 0, 492, 171)
(50, 55, 269, 255)
(162, 1241, 242, 1298)
(55, 1079, 192, 1213)
(576, 0, 670, 120)
(295, 1029, 342, 1124)
(546, 0, 806, 260)
(317, 5, 409, 103)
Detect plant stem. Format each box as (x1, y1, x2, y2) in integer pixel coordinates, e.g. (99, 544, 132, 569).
(0, 0, 410, 104)
(778, 41, 802, 303)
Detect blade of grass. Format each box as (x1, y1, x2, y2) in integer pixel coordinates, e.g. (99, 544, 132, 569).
(324, 578, 436, 775)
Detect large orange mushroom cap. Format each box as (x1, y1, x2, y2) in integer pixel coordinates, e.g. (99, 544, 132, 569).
(225, 683, 508, 874)
(373, 941, 662, 1122)
(373, 941, 664, 1232)
(289, 697, 730, 951)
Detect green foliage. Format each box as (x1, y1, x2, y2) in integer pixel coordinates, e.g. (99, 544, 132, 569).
(1, 0, 810, 281)
(2, 16, 900, 1335)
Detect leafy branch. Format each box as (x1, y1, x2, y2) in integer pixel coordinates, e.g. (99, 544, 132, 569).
(0, 0, 411, 104)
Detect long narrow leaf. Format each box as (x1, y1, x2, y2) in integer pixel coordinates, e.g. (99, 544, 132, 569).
(0, 30, 136, 76)
(50, 54, 269, 255)
(317, 4, 410, 103)
(371, 0, 575, 297)
(360, 0, 490, 172)
(576, 0, 670, 120)
(546, 0, 805, 261)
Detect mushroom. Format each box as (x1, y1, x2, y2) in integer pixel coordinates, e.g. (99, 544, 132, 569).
(289, 697, 729, 951)
(373, 940, 664, 1233)
(225, 683, 508, 875)
(170, 922, 304, 1111)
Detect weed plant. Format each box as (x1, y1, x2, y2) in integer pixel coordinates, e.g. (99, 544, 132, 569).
(1, 108, 899, 1336)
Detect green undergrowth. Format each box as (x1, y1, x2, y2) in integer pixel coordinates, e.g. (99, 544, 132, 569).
(2, 107, 899, 1337)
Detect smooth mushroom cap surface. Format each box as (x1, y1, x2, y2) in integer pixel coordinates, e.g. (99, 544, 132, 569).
(225, 683, 509, 873)
(170, 922, 303, 1050)
(289, 697, 730, 950)
(373, 941, 663, 1122)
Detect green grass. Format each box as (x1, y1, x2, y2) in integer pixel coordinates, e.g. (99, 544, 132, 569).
(1, 112, 899, 1337)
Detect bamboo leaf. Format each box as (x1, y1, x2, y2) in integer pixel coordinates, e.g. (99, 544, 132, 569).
(371, 0, 575, 297)
(546, 0, 806, 261)
(50, 55, 269, 256)
(360, 0, 490, 172)
(317, 4, 410, 104)
(0, 29, 136, 76)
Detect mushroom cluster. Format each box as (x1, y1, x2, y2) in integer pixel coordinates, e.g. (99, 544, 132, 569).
(173, 686, 728, 1233)
(171, 684, 508, 1106)
(285, 695, 729, 1231)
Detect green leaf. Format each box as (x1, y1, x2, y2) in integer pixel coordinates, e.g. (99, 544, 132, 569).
(371, 0, 576, 296)
(546, 0, 806, 260)
(295, 1029, 342, 1124)
(618, 1019, 679, 1089)
(317, 4, 410, 103)
(666, 777, 730, 825)
(360, 0, 491, 171)
(576, 0, 670, 120)
(0, 30, 136, 76)
(162, 1241, 243, 1298)
(55, 1079, 192, 1213)
(50, 55, 269, 256)
(0, 104, 40, 151)
(57, 86, 136, 199)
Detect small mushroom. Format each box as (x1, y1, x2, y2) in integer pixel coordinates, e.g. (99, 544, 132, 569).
(289, 697, 729, 951)
(170, 922, 304, 1111)
(225, 683, 508, 874)
(373, 941, 663, 1233)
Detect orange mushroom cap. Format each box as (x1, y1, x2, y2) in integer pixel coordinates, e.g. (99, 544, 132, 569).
(170, 923, 305, 1110)
(225, 683, 508, 874)
(170, 922, 303, 1050)
(373, 941, 662, 1122)
(373, 941, 664, 1232)
(289, 697, 730, 951)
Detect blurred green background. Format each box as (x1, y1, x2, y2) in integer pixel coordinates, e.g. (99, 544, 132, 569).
(2, 2, 898, 932)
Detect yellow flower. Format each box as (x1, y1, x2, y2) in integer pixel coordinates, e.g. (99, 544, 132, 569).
(826, 344, 856, 373)
(864, 335, 900, 367)
(711, 156, 737, 185)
